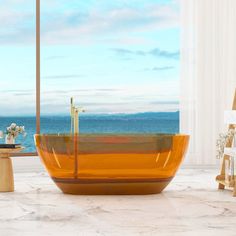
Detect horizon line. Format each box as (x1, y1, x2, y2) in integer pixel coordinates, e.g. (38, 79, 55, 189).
(0, 110, 180, 117)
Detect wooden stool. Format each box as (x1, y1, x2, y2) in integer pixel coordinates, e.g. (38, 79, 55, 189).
(0, 147, 24, 192)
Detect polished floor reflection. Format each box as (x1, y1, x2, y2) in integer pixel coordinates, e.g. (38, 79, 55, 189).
(0, 169, 235, 236)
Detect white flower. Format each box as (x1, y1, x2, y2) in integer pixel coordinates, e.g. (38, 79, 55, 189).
(216, 129, 236, 159)
(10, 123, 16, 129)
(19, 126, 25, 133)
(3, 123, 27, 140)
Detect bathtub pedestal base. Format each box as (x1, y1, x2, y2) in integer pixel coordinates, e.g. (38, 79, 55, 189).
(53, 178, 172, 195)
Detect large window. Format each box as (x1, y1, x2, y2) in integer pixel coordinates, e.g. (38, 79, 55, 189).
(0, 0, 179, 154)
(0, 0, 36, 153)
(41, 0, 180, 135)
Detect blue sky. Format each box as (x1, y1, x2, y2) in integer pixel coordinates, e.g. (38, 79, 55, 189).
(0, 0, 179, 115)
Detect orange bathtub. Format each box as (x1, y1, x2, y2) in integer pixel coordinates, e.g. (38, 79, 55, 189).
(34, 134, 189, 195)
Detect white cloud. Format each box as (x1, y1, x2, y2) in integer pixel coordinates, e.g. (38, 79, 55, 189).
(0, 82, 179, 115)
(42, 3, 179, 45)
(0, 0, 179, 45)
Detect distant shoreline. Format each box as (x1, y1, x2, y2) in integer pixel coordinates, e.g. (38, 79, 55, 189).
(0, 111, 180, 118)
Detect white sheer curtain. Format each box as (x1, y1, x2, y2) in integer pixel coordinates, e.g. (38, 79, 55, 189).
(180, 0, 236, 165)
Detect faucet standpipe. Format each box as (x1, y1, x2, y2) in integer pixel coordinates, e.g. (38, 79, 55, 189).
(70, 97, 85, 135)
(73, 107, 85, 135)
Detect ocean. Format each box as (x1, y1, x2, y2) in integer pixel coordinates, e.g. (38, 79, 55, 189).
(0, 112, 179, 153)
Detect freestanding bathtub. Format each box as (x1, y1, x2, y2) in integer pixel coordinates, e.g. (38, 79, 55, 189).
(34, 134, 189, 195)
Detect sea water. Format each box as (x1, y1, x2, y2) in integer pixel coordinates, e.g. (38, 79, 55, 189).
(0, 112, 179, 152)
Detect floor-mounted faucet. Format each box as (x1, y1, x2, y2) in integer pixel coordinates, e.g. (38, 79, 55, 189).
(70, 97, 85, 135)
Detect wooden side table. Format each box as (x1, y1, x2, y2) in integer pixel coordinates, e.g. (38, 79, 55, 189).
(0, 147, 24, 192)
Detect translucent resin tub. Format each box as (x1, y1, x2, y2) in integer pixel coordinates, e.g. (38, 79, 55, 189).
(34, 134, 189, 195)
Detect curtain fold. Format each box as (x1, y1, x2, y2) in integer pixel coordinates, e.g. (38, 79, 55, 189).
(180, 0, 236, 165)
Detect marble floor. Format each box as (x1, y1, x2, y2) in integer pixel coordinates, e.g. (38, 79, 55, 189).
(0, 169, 235, 236)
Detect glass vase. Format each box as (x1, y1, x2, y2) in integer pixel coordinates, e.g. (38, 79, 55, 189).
(5, 135, 15, 144)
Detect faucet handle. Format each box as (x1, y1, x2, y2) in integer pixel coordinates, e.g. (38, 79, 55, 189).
(75, 107, 85, 113)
